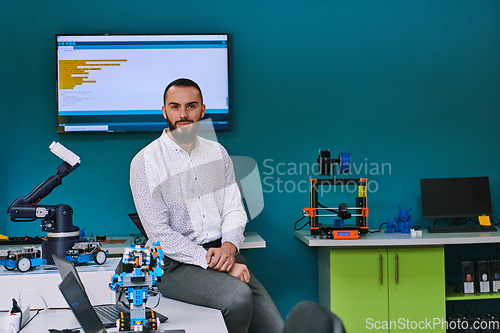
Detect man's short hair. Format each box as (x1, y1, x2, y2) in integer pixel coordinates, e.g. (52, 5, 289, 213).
(163, 78, 203, 105)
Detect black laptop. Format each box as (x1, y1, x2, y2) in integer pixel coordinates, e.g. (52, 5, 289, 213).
(128, 213, 148, 238)
(59, 271, 107, 333)
(53, 254, 167, 327)
(58, 271, 184, 333)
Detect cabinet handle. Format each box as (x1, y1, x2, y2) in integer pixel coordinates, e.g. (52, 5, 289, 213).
(379, 254, 383, 285)
(395, 253, 399, 284)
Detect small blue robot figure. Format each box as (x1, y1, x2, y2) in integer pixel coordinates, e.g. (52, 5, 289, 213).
(386, 204, 413, 234)
(109, 242, 165, 332)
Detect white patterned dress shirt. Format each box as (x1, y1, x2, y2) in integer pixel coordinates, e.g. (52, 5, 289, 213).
(130, 131, 247, 269)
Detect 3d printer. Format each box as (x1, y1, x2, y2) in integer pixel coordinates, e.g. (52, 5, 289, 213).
(302, 150, 369, 239)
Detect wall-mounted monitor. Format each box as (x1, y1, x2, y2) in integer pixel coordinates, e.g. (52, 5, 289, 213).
(56, 34, 230, 133)
(420, 176, 493, 222)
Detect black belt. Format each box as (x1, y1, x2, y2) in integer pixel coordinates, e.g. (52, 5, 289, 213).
(202, 238, 222, 250)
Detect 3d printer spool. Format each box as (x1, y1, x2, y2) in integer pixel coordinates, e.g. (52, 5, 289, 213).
(318, 150, 332, 176)
(339, 152, 351, 174)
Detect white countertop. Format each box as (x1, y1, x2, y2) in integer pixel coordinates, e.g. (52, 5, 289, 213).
(240, 231, 266, 249)
(295, 229, 500, 247)
(0, 296, 228, 333)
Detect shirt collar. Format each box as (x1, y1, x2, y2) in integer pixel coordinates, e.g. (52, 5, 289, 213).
(160, 130, 201, 153)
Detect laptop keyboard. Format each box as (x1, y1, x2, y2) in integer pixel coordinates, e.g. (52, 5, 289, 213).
(94, 303, 168, 327)
(94, 304, 129, 321)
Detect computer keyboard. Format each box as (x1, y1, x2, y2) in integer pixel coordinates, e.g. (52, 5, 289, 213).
(427, 225, 497, 233)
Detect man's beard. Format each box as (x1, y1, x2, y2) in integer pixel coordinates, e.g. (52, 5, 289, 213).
(166, 116, 202, 144)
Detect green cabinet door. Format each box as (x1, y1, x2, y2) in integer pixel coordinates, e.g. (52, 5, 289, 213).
(330, 248, 389, 332)
(387, 247, 446, 332)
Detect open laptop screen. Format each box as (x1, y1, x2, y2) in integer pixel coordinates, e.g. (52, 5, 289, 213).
(128, 213, 148, 239)
(53, 254, 86, 290)
(59, 271, 107, 333)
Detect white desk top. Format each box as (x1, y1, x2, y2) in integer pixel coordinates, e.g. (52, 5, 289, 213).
(0, 231, 263, 332)
(295, 229, 500, 247)
(2, 297, 227, 333)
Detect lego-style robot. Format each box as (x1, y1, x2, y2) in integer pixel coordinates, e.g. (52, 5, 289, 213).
(65, 241, 109, 265)
(0, 247, 47, 273)
(109, 242, 165, 332)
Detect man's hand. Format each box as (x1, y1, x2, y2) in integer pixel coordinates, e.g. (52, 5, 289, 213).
(228, 263, 250, 283)
(206, 242, 237, 272)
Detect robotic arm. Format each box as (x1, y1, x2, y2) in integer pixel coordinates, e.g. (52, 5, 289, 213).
(7, 142, 84, 264)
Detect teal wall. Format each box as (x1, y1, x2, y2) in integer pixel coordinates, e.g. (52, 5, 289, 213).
(1, 0, 499, 317)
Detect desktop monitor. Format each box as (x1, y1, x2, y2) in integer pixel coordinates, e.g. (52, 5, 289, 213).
(56, 34, 230, 133)
(420, 176, 493, 223)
